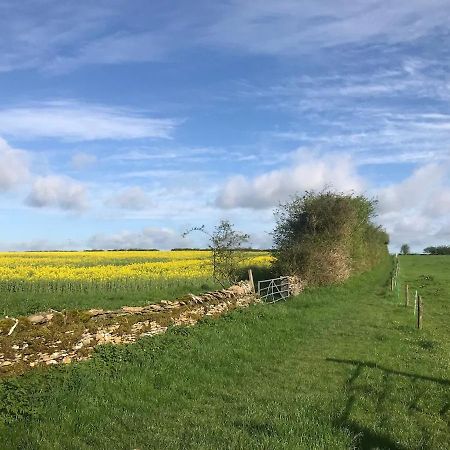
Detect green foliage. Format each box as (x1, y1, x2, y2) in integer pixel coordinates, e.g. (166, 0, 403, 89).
(272, 190, 389, 284)
(400, 243, 410, 255)
(183, 220, 250, 287)
(424, 245, 450, 255)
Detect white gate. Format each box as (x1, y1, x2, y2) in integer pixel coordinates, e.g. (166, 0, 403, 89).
(257, 276, 290, 303)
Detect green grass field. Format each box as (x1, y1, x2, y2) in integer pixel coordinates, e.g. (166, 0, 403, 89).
(0, 266, 274, 317)
(398, 255, 450, 334)
(0, 277, 220, 317)
(0, 256, 448, 449)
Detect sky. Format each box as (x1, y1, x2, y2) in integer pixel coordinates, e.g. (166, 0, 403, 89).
(0, 0, 450, 252)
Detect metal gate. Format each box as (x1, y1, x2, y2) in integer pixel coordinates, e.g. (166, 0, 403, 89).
(257, 276, 290, 303)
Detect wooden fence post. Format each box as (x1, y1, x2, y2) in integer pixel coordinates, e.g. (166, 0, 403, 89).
(248, 269, 255, 293)
(405, 284, 409, 307)
(417, 295, 423, 329)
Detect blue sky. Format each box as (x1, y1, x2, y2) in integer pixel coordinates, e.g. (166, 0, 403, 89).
(0, 0, 449, 251)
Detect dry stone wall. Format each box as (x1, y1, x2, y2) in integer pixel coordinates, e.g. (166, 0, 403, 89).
(0, 282, 258, 377)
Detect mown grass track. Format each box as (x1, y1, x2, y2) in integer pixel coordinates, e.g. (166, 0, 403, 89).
(0, 256, 448, 449)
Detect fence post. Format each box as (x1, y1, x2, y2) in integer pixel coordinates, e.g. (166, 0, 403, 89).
(248, 269, 255, 293)
(405, 284, 409, 307)
(390, 276, 394, 291)
(417, 295, 423, 329)
(414, 290, 417, 315)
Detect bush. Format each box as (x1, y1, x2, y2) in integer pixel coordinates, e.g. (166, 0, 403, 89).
(272, 190, 389, 285)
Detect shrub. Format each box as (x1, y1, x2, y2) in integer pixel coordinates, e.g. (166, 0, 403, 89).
(272, 190, 389, 285)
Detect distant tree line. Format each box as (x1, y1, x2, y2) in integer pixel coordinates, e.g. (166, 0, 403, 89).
(85, 249, 160, 252)
(423, 245, 450, 255)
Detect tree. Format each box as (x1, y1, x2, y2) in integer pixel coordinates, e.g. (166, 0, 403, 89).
(400, 244, 410, 255)
(424, 245, 450, 255)
(183, 220, 249, 287)
(272, 190, 389, 285)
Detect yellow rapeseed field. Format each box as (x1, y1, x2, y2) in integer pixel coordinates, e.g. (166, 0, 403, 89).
(0, 250, 272, 284)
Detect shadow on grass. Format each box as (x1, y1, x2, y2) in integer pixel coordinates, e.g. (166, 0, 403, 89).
(232, 419, 278, 437)
(327, 358, 450, 386)
(327, 358, 449, 450)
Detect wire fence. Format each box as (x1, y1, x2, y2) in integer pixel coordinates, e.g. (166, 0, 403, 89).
(392, 255, 423, 329)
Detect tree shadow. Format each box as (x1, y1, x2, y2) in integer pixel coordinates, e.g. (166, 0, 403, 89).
(345, 420, 409, 450)
(326, 358, 449, 449)
(232, 418, 278, 437)
(327, 358, 449, 386)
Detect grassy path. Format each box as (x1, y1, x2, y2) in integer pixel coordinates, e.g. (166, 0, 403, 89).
(0, 257, 449, 449)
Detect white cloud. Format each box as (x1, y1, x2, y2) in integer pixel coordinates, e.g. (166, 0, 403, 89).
(106, 186, 152, 210)
(217, 153, 450, 251)
(0, 238, 80, 252)
(377, 164, 448, 214)
(0, 101, 176, 141)
(71, 152, 97, 170)
(88, 227, 188, 250)
(0, 137, 30, 191)
(25, 175, 88, 211)
(216, 152, 363, 209)
(376, 162, 450, 251)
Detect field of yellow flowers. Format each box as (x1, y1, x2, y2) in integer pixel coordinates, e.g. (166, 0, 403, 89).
(0, 250, 272, 297)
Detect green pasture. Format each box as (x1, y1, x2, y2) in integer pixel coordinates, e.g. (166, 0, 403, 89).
(0, 256, 448, 449)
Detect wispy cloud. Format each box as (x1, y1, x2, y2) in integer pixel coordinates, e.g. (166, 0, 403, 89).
(242, 55, 450, 166)
(0, 1, 116, 72)
(1, 1, 450, 73)
(202, 1, 450, 55)
(0, 101, 177, 141)
(0, 1, 192, 73)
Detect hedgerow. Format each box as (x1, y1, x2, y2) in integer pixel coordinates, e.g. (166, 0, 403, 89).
(272, 190, 389, 285)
